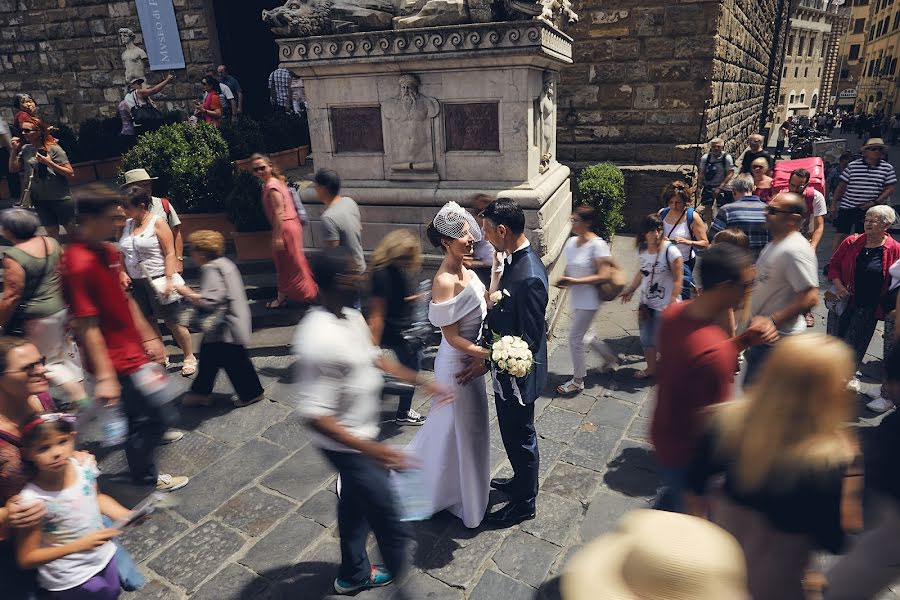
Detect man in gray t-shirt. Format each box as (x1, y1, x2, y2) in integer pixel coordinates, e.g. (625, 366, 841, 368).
(315, 169, 366, 272)
(744, 192, 820, 385)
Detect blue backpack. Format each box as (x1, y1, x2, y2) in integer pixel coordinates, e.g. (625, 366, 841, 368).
(659, 206, 696, 299)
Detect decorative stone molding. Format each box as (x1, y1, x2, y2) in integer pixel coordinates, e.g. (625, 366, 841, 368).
(277, 21, 573, 65)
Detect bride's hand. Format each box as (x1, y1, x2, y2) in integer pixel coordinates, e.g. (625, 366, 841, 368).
(426, 382, 454, 408)
(457, 355, 488, 385)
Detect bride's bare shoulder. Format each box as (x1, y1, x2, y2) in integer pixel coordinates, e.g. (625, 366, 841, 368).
(432, 271, 458, 303)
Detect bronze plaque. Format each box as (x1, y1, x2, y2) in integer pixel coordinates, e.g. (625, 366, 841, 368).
(444, 102, 500, 152)
(330, 106, 384, 153)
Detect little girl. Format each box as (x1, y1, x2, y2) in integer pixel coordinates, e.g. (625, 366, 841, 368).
(15, 412, 132, 599)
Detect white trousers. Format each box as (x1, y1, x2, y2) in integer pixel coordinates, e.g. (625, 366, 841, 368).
(568, 308, 615, 379)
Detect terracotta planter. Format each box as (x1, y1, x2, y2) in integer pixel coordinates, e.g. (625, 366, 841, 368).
(234, 157, 254, 173)
(70, 161, 98, 186)
(231, 230, 272, 261)
(297, 145, 311, 166)
(270, 148, 299, 172)
(179, 213, 233, 239)
(94, 157, 123, 180)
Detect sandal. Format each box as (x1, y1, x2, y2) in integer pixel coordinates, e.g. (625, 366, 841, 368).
(181, 357, 198, 377)
(633, 369, 654, 380)
(556, 378, 585, 395)
(267, 298, 289, 309)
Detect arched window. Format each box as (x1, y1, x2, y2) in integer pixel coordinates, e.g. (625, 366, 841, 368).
(811, 94, 819, 108)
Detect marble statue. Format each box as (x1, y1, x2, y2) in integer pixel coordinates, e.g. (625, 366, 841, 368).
(262, 0, 334, 37)
(263, 0, 395, 36)
(119, 28, 148, 85)
(264, 0, 577, 36)
(383, 74, 440, 175)
(539, 70, 555, 173)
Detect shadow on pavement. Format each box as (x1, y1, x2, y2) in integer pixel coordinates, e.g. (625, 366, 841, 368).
(603, 445, 660, 498)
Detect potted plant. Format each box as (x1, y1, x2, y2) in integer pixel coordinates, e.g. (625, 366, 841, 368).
(221, 116, 267, 172)
(226, 170, 271, 261)
(260, 112, 310, 172)
(120, 122, 234, 233)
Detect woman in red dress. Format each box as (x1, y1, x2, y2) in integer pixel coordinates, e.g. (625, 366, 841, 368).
(250, 153, 317, 308)
(194, 76, 223, 127)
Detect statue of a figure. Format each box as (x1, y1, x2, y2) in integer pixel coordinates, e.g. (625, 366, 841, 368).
(383, 74, 440, 175)
(539, 70, 555, 174)
(119, 28, 148, 85)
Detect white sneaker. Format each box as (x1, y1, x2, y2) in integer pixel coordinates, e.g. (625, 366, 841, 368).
(847, 378, 862, 393)
(866, 396, 895, 413)
(156, 473, 189, 492)
(160, 430, 184, 445)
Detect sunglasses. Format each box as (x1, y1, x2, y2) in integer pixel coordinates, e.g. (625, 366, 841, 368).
(751, 165, 767, 169)
(253, 166, 268, 172)
(672, 184, 686, 190)
(20, 129, 36, 134)
(767, 206, 801, 216)
(6, 356, 47, 374)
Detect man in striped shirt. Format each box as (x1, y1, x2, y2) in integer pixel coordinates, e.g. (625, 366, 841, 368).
(708, 173, 770, 258)
(830, 138, 897, 254)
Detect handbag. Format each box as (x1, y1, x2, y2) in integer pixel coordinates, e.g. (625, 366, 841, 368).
(129, 92, 164, 133)
(4, 237, 49, 336)
(177, 264, 229, 333)
(596, 259, 626, 302)
(19, 168, 33, 209)
(128, 217, 183, 305)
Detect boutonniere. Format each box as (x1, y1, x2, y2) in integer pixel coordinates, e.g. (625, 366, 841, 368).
(490, 289, 511, 305)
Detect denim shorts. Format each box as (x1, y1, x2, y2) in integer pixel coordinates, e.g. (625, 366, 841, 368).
(638, 305, 662, 348)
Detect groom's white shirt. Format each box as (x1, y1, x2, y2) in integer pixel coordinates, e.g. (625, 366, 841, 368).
(504, 239, 531, 265)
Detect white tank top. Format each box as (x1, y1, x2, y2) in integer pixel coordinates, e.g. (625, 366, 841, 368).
(664, 214, 693, 261)
(120, 215, 165, 279)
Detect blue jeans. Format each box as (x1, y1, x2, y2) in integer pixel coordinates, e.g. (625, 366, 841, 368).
(743, 343, 774, 388)
(653, 464, 688, 513)
(102, 516, 146, 591)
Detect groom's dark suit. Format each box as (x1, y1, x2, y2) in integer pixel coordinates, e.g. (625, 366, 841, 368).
(486, 243, 548, 508)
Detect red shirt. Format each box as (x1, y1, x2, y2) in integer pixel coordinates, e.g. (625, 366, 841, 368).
(61, 242, 146, 376)
(651, 301, 737, 468)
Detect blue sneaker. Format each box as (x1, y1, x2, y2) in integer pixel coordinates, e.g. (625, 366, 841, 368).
(333, 565, 395, 594)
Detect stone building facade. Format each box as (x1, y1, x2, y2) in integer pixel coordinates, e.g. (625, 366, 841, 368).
(772, 0, 848, 127)
(0, 0, 218, 125)
(857, 0, 900, 116)
(557, 0, 791, 226)
(834, 0, 873, 112)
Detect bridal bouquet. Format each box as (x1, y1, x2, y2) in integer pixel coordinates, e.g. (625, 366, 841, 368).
(489, 334, 534, 378)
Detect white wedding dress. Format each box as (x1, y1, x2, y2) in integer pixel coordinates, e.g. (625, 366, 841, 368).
(406, 271, 490, 528)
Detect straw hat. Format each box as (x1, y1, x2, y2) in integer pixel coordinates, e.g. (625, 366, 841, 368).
(561, 510, 747, 600)
(862, 138, 887, 150)
(120, 168, 157, 187)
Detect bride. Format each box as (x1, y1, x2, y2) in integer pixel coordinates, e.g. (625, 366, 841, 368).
(407, 202, 492, 528)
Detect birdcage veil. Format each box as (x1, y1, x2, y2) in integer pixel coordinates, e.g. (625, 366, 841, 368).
(431, 201, 482, 242)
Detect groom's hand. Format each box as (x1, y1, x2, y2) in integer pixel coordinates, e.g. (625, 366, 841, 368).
(457, 355, 488, 385)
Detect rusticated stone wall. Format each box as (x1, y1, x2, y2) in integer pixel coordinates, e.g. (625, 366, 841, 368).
(0, 0, 217, 125)
(559, 0, 785, 166)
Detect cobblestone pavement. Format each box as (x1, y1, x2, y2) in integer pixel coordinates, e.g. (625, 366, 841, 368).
(104, 229, 898, 600)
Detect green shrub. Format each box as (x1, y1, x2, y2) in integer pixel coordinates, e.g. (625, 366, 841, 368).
(52, 124, 80, 163)
(226, 170, 268, 232)
(77, 117, 125, 161)
(260, 112, 310, 152)
(220, 116, 267, 161)
(120, 122, 232, 214)
(577, 162, 625, 242)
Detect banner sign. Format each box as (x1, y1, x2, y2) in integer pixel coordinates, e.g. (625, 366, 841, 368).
(135, 0, 186, 70)
(839, 88, 857, 99)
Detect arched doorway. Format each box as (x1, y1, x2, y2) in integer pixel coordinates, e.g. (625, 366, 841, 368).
(211, 0, 285, 118)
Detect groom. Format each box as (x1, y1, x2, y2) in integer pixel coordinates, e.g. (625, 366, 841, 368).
(459, 198, 549, 526)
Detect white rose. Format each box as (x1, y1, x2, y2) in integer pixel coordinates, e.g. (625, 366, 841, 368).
(514, 339, 528, 351)
(490, 290, 503, 303)
(502, 335, 514, 345)
(497, 359, 508, 370)
(492, 341, 504, 353)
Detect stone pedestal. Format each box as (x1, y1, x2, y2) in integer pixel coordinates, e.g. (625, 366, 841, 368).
(277, 21, 574, 269)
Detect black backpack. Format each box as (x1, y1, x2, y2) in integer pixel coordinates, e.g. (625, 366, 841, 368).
(129, 91, 164, 133)
(704, 153, 728, 183)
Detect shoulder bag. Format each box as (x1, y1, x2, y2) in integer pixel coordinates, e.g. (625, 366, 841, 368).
(178, 263, 229, 334)
(4, 237, 50, 336)
(129, 218, 184, 305)
(592, 241, 625, 302)
(129, 91, 164, 133)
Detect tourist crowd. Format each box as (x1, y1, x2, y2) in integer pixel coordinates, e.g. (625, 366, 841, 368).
(0, 106, 899, 599)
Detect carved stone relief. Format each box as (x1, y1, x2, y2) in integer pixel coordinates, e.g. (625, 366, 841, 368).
(538, 70, 555, 173)
(382, 74, 440, 177)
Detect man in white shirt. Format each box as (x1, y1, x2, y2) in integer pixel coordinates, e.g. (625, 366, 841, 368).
(744, 192, 819, 384)
(294, 246, 450, 597)
(120, 168, 184, 270)
(784, 167, 827, 251)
